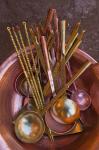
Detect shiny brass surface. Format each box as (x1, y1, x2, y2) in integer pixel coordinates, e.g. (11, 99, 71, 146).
(52, 96, 80, 124)
(15, 111, 45, 143)
(7, 26, 40, 110)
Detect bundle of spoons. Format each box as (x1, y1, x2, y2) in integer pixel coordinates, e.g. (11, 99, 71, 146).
(7, 8, 92, 144)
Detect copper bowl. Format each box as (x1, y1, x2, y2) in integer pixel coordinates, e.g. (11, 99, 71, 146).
(0, 48, 99, 150)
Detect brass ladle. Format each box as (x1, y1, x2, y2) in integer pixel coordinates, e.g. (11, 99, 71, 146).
(47, 61, 91, 125)
(65, 25, 91, 111)
(8, 22, 54, 143)
(7, 26, 46, 143)
(52, 96, 80, 124)
(51, 20, 80, 124)
(45, 61, 92, 113)
(14, 110, 45, 143)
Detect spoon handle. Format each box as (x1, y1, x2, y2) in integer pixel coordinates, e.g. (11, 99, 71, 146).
(29, 28, 47, 76)
(65, 22, 80, 56)
(60, 20, 66, 56)
(53, 11, 60, 61)
(45, 8, 55, 33)
(67, 61, 91, 88)
(41, 36, 56, 96)
(66, 62, 77, 91)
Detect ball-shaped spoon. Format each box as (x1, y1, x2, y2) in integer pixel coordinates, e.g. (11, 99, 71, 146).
(51, 96, 80, 124)
(14, 111, 45, 143)
(67, 62, 92, 111)
(71, 89, 91, 111)
(14, 78, 45, 143)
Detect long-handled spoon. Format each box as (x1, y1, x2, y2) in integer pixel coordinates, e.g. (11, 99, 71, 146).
(51, 20, 80, 124)
(66, 39, 92, 111)
(44, 60, 91, 124)
(7, 27, 45, 143)
(7, 26, 53, 143)
(23, 22, 55, 141)
(45, 61, 92, 112)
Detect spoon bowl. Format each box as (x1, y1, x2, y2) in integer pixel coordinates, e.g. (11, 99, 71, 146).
(14, 111, 45, 143)
(71, 90, 91, 111)
(51, 96, 80, 124)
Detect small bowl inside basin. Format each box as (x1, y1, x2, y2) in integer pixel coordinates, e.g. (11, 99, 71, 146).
(45, 110, 74, 134)
(15, 72, 32, 97)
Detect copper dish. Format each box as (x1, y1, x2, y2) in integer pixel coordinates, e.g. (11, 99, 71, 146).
(0, 48, 99, 150)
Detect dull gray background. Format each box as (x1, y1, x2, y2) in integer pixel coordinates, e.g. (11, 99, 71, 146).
(0, 0, 99, 63)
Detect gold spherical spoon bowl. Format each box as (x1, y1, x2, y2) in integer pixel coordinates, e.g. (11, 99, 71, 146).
(51, 96, 80, 124)
(14, 111, 45, 143)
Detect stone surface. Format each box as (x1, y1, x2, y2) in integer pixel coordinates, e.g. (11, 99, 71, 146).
(0, 0, 99, 63)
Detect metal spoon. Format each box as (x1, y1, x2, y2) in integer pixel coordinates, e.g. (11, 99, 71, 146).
(67, 59, 92, 111)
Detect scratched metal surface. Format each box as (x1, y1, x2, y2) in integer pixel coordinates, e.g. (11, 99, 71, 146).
(0, 0, 99, 63)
